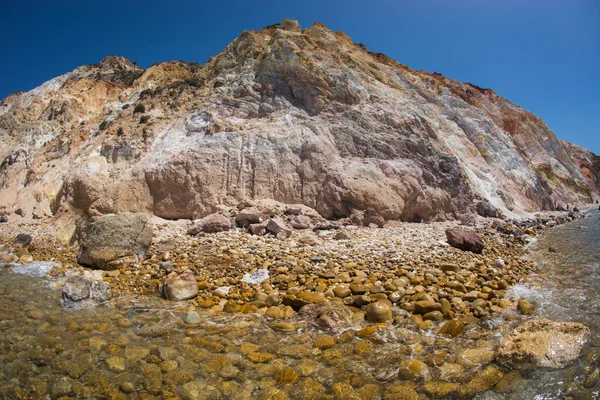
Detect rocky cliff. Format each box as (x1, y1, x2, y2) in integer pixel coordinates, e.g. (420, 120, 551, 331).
(1, 19, 598, 233)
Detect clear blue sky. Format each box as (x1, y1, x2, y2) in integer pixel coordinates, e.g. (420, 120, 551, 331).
(2, 0, 599, 154)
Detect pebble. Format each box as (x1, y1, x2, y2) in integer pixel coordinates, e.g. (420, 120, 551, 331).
(366, 301, 392, 323)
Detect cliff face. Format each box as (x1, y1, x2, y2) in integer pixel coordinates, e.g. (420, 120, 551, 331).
(1, 19, 598, 227)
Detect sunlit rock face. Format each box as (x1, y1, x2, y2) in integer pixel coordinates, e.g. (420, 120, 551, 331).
(1, 20, 598, 224)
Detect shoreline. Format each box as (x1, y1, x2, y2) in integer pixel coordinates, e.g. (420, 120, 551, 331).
(0, 207, 587, 326)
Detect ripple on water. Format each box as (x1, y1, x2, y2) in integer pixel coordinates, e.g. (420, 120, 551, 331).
(1, 261, 61, 276)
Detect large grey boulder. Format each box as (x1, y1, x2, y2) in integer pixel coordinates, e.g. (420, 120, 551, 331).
(61, 276, 109, 308)
(496, 319, 591, 369)
(77, 213, 152, 270)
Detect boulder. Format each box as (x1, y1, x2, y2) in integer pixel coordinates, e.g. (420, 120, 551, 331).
(235, 207, 262, 227)
(13, 233, 32, 247)
(297, 301, 355, 330)
(77, 213, 152, 270)
(0, 215, 8, 223)
(445, 228, 484, 253)
(248, 221, 268, 235)
(61, 276, 110, 308)
(187, 213, 231, 235)
(266, 218, 293, 239)
(289, 214, 312, 229)
(162, 271, 199, 301)
(496, 319, 591, 369)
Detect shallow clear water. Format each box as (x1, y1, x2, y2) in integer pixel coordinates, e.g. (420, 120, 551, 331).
(510, 208, 600, 399)
(1, 211, 600, 399)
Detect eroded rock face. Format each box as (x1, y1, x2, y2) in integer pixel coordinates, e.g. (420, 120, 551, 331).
(1, 20, 599, 228)
(446, 228, 485, 253)
(496, 319, 591, 369)
(77, 213, 152, 269)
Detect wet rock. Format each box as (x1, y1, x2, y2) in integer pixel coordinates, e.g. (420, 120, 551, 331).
(422, 382, 460, 398)
(496, 319, 591, 369)
(415, 300, 442, 314)
(179, 380, 221, 400)
(61, 276, 110, 308)
(19, 254, 33, 263)
(438, 320, 465, 337)
(458, 366, 504, 398)
(183, 311, 202, 324)
(77, 213, 152, 270)
(458, 349, 495, 367)
(136, 324, 170, 338)
(187, 213, 231, 235)
(13, 233, 32, 247)
(517, 298, 536, 315)
(333, 284, 351, 298)
(162, 271, 199, 301)
(366, 301, 392, 323)
(266, 218, 293, 239)
(297, 301, 355, 330)
(423, 310, 443, 321)
(439, 363, 464, 381)
(398, 359, 429, 382)
(445, 228, 484, 253)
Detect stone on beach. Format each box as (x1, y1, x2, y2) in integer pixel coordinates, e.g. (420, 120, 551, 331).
(161, 271, 199, 301)
(266, 218, 293, 239)
(445, 228, 485, 253)
(187, 213, 231, 235)
(366, 301, 393, 323)
(13, 233, 32, 247)
(241, 269, 269, 285)
(297, 301, 355, 330)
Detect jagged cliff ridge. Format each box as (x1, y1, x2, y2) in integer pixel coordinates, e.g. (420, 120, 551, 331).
(1, 19, 598, 229)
